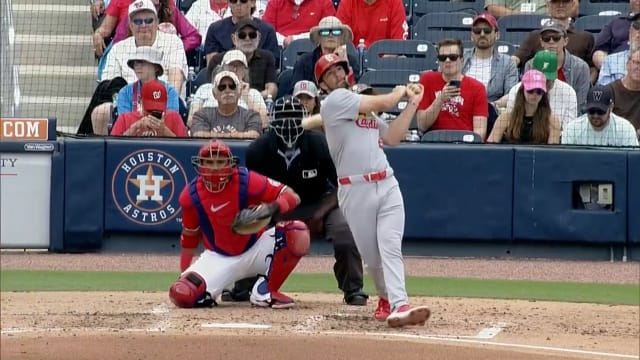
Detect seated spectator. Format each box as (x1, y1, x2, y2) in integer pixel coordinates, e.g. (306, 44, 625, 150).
(209, 19, 278, 98)
(522, 21, 590, 113)
(110, 80, 188, 137)
(186, 0, 230, 44)
(488, 70, 561, 144)
(336, 0, 408, 48)
(190, 71, 263, 138)
(101, 0, 188, 95)
(593, 8, 640, 70)
(189, 50, 268, 126)
(504, 50, 577, 126)
(262, 0, 335, 47)
(610, 46, 640, 132)
(77, 77, 127, 135)
(417, 39, 488, 139)
(290, 16, 360, 93)
(513, 0, 594, 78)
(93, 0, 201, 56)
(293, 80, 321, 115)
(485, 0, 548, 17)
(204, 0, 279, 65)
(598, 19, 640, 85)
(461, 13, 519, 102)
(562, 85, 638, 146)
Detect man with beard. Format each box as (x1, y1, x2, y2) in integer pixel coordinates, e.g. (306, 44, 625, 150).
(562, 85, 638, 146)
(610, 45, 640, 132)
(462, 13, 519, 103)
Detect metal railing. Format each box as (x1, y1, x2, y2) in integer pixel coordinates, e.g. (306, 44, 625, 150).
(1, 0, 20, 117)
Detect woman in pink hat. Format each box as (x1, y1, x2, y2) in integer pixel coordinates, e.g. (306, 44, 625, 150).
(487, 69, 561, 144)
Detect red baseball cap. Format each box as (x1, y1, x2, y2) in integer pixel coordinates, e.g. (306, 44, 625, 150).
(141, 80, 167, 112)
(473, 13, 499, 30)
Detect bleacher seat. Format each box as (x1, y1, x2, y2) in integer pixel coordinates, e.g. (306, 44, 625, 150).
(420, 130, 483, 143)
(574, 15, 618, 35)
(363, 39, 438, 72)
(358, 69, 422, 94)
(579, 0, 629, 16)
(412, 0, 484, 20)
(281, 38, 315, 70)
(187, 67, 208, 99)
(497, 14, 552, 45)
(276, 69, 294, 99)
(463, 40, 518, 56)
(417, 12, 476, 31)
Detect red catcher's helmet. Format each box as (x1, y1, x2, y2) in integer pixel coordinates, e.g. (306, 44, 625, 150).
(314, 53, 349, 84)
(191, 140, 236, 192)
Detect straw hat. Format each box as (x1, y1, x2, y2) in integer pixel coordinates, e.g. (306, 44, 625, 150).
(309, 16, 353, 46)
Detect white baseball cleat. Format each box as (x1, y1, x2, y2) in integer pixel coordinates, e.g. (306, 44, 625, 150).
(386, 304, 431, 328)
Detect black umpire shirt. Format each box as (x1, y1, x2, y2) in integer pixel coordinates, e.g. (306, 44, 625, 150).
(245, 131, 337, 205)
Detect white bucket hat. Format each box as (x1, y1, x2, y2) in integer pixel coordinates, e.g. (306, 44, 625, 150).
(126, 46, 164, 76)
(309, 16, 353, 46)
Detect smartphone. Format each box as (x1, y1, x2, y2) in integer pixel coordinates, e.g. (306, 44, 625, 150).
(149, 111, 164, 120)
(448, 80, 461, 88)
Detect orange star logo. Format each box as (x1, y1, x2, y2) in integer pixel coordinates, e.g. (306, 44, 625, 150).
(129, 165, 172, 205)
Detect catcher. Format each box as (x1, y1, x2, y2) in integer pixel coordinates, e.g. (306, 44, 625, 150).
(169, 140, 310, 309)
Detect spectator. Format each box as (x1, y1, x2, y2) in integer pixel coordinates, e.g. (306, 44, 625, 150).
(209, 19, 278, 98)
(523, 21, 590, 113)
(610, 46, 640, 132)
(488, 70, 561, 144)
(592, 5, 640, 70)
(204, 0, 279, 65)
(77, 77, 127, 135)
(262, 0, 335, 47)
(513, 0, 594, 77)
(416, 38, 488, 139)
(562, 85, 638, 146)
(293, 80, 321, 115)
(290, 16, 360, 93)
(110, 80, 188, 137)
(505, 50, 577, 127)
(485, 0, 548, 17)
(186, 0, 230, 44)
(101, 0, 188, 95)
(336, 0, 408, 48)
(461, 13, 519, 102)
(191, 71, 263, 138)
(189, 50, 268, 127)
(598, 18, 640, 85)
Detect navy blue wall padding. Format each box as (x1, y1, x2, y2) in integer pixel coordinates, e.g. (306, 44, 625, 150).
(63, 137, 105, 251)
(628, 151, 640, 244)
(49, 140, 65, 252)
(513, 147, 627, 244)
(386, 144, 514, 240)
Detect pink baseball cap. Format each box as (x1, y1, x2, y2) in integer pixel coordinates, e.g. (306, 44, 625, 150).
(521, 70, 547, 93)
(472, 13, 499, 30)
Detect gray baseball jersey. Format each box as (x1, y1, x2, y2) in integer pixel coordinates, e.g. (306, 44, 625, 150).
(321, 88, 391, 177)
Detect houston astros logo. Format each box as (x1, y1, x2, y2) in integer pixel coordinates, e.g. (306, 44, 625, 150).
(112, 149, 188, 225)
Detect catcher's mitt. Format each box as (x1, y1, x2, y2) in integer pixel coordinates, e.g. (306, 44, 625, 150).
(231, 203, 277, 235)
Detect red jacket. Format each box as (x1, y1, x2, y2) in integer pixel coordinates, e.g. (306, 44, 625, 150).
(336, 0, 407, 48)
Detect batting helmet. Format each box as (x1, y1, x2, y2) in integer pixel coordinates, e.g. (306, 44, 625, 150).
(314, 53, 349, 84)
(191, 140, 236, 192)
(270, 95, 307, 148)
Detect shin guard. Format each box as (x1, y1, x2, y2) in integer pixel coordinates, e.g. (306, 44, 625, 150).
(265, 220, 310, 292)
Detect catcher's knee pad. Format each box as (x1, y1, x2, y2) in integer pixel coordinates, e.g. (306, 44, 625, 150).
(169, 272, 207, 308)
(276, 220, 310, 256)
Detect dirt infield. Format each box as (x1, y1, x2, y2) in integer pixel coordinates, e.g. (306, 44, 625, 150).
(1, 253, 639, 360)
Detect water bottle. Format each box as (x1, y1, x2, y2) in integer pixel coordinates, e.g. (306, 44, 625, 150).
(265, 94, 274, 113)
(187, 66, 196, 95)
(357, 38, 366, 57)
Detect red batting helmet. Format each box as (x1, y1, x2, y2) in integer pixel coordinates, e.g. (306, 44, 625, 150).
(191, 140, 236, 192)
(314, 53, 349, 84)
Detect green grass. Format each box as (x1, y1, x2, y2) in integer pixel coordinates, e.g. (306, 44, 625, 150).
(1, 270, 638, 306)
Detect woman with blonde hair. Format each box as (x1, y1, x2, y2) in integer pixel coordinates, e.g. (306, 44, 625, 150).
(488, 70, 561, 144)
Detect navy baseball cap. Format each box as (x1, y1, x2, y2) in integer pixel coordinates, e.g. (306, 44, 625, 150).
(585, 85, 613, 113)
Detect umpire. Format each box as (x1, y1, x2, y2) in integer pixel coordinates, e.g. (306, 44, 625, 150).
(226, 95, 368, 306)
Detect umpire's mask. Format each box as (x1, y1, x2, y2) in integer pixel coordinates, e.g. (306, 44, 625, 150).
(269, 95, 307, 149)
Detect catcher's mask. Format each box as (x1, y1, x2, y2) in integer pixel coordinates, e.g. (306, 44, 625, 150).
(269, 95, 307, 149)
(191, 140, 236, 192)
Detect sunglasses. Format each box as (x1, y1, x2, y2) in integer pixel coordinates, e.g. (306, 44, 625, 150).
(471, 27, 494, 35)
(229, 0, 249, 3)
(437, 54, 461, 62)
(237, 31, 258, 40)
(132, 17, 155, 26)
(587, 108, 606, 116)
(319, 29, 343, 37)
(541, 34, 563, 43)
(526, 89, 545, 95)
(217, 83, 237, 91)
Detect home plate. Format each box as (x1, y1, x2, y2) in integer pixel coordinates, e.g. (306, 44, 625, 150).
(201, 323, 272, 329)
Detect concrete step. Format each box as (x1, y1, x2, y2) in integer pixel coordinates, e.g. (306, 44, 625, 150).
(18, 66, 97, 97)
(14, 5, 91, 36)
(19, 99, 89, 130)
(15, 42, 95, 67)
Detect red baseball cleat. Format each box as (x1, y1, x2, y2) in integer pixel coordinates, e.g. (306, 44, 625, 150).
(374, 297, 391, 321)
(386, 304, 431, 328)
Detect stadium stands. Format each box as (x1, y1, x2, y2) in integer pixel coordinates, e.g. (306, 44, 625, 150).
(363, 39, 438, 72)
(497, 14, 552, 44)
(358, 69, 421, 94)
(573, 14, 618, 35)
(579, 0, 629, 16)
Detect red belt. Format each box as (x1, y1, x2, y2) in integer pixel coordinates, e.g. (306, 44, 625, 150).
(338, 169, 392, 185)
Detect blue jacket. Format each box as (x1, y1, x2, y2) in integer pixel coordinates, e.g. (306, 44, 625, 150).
(462, 47, 519, 102)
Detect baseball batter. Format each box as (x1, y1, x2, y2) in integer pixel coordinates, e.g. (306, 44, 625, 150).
(312, 54, 431, 328)
(168, 140, 310, 309)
